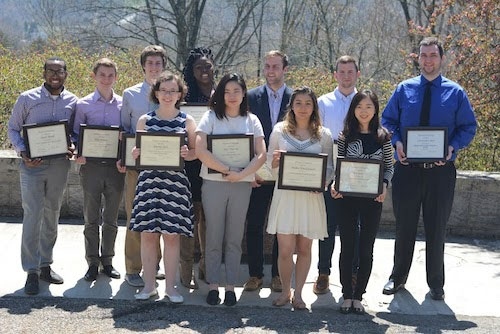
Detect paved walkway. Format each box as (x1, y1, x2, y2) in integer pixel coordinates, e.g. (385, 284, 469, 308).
(1, 218, 499, 318)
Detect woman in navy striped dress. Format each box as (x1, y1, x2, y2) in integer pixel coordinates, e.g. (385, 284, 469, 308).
(130, 72, 197, 302)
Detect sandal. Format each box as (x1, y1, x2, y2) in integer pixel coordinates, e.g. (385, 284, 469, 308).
(272, 294, 291, 307)
(352, 299, 365, 315)
(291, 297, 307, 310)
(339, 299, 352, 314)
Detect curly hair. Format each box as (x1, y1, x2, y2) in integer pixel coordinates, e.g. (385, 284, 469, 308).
(182, 47, 215, 103)
(282, 86, 322, 141)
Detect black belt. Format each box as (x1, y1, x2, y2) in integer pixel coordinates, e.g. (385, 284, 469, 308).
(409, 162, 442, 169)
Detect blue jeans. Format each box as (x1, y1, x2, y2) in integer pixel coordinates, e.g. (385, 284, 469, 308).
(20, 158, 70, 273)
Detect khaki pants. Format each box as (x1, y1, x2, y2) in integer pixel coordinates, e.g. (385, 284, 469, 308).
(180, 201, 206, 277)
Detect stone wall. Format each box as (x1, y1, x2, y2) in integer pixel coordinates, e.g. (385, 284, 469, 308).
(1, 151, 499, 238)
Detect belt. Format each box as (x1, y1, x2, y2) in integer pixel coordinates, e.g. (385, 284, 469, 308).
(409, 162, 441, 169)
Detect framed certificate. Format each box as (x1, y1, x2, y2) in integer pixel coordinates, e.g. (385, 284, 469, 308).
(119, 134, 136, 168)
(136, 131, 185, 170)
(77, 125, 121, 160)
(404, 127, 448, 162)
(207, 134, 254, 174)
(278, 152, 327, 192)
(256, 163, 276, 184)
(180, 103, 208, 125)
(334, 158, 383, 198)
(22, 120, 70, 159)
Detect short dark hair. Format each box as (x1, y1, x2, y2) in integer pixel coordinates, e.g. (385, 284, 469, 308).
(265, 50, 289, 68)
(44, 57, 67, 71)
(419, 37, 444, 57)
(335, 55, 358, 72)
(209, 73, 248, 120)
(150, 71, 187, 109)
(140, 45, 168, 69)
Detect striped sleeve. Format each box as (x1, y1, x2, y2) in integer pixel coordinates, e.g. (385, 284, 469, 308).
(382, 139, 394, 185)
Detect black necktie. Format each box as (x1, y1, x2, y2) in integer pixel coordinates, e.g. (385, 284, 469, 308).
(420, 82, 432, 126)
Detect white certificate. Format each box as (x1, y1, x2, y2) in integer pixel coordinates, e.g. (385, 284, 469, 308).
(79, 125, 120, 159)
(136, 132, 185, 170)
(207, 134, 254, 173)
(278, 152, 327, 192)
(180, 104, 208, 125)
(23, 121, 70, 159)
(120, 134, 136, 168)
(334, 158, 383, 197)
(405, 127, 448, 162)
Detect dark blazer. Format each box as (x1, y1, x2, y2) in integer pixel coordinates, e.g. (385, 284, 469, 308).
(247, 85, 293, 146)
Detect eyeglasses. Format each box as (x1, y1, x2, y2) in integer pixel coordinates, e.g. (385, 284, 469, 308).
(45, 69, 66, 76)
(158, 90, 180, 96)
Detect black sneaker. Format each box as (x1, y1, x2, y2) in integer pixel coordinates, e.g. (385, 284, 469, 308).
(206, 290, 221, 305)
(24, 273, 39, 295)
(40, 266, 64, 284)
(224, 291, 237, 306)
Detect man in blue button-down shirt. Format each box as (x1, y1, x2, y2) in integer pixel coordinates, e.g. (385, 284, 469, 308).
(381, 37, 477, 300)
(7, 57, 77, 295)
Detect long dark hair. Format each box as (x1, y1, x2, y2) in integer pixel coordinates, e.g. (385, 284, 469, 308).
(182, 47, 215, 103)
(342, 89, 390, 143)
(208, 73, 249, 120)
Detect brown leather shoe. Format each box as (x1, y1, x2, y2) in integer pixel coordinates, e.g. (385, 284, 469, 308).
(180, 265, 199, 289)
(243, 277, 263, 291)
(271, 276, 282, 292)
(313, 274, 330, 294)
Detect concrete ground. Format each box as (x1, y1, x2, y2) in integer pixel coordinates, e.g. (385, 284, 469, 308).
(1, 217, 499, 333)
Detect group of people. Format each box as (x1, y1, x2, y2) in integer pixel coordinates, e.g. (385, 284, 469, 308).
(8, 37, 477, 313)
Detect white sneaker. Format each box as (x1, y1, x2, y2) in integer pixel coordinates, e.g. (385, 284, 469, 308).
(125, 273, 145, 287)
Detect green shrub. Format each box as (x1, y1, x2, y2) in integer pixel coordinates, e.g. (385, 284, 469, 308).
(1, 43, 496, 171)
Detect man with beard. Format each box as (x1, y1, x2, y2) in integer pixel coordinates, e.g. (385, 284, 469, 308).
(8, 57, 77, 295)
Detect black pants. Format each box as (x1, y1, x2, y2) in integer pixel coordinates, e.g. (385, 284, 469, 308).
(338, 196, 382, 300)
(389, 162, 456, 289)
(246, 184, 279, 278)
